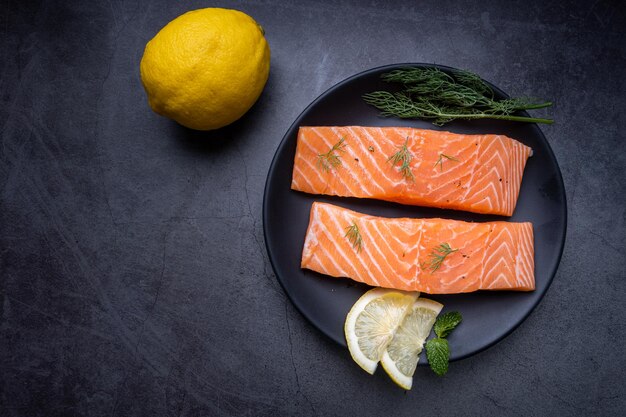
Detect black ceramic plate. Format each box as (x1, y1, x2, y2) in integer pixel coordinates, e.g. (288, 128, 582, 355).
(263, 64, 566, 362)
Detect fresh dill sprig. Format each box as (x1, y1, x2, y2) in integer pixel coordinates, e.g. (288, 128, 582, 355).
(317, 137, 347, 171)
(344, 222, 363, 253)
(387, 137, 414, 181)
(434, 153, 459, 171)
(363, 67, 553, 126)
(381, 67, 451, 86)
(452, 69, 493, 98)
(421, 243, 458, 273)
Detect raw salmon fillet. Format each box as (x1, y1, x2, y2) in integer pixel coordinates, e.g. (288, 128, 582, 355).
(291, 126, 532, 216)
(301, 202, 535, 293)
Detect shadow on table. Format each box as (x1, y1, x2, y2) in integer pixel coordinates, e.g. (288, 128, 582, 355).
(166, 83, 272, 154)
(169, 123, 236, 153)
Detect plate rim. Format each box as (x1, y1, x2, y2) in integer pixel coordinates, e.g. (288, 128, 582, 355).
(262, 62, 568, 361)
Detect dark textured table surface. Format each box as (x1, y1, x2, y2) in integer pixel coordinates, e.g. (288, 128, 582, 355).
(1, 1, 625, 416)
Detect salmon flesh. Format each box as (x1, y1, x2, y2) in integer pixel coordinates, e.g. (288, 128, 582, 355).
(291, 126, 532, 216)
(301, 202, 535, 294)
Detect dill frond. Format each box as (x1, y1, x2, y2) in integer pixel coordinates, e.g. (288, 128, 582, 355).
(317, 137, 346, 171)
(344, 222, 363, 253)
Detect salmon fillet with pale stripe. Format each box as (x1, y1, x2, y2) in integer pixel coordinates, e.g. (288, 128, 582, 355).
(301, 202, 534, 294)
(291, 126, 532, 216)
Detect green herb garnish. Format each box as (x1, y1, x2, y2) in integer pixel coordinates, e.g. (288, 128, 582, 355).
(387, 137, 414, 181)
(425, 338, 450, 376)
(425, 311, 463, 376)
(434, 153, 459, 171)
(434, 311, 463, 338)
(317, 137, 346, 171)
(421, 243, 458, 273)
(363, 67, 553, 126)
(344, 222, 362, 253)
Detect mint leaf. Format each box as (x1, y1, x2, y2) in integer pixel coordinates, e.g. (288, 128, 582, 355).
(425, 338, 449, 376)
(433, 311, 462, 338)
(426, 311, 462, 376)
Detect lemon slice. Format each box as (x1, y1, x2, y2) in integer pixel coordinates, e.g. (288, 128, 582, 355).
(381, 298, 443, 389)
(344, 288, 419, 374)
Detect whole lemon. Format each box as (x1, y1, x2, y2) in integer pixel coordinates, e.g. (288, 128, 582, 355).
(140, 8, 270, 130)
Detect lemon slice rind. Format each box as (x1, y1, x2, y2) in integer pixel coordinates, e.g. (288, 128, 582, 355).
(344, 288, 419, 375)
(380, 298, 443, 390)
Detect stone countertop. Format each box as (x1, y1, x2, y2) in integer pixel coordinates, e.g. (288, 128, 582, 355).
(1, 1, 624, 416)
